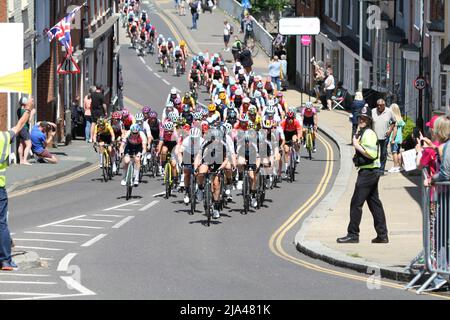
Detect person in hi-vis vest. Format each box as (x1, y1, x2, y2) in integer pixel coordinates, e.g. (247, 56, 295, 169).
(0, 97, 35, 270)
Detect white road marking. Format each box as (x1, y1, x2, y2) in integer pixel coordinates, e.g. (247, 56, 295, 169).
(37, 215, 86, 228)
(57, 253, 78, 272)
(0, 273, 50, 277)
(112, 216, 135, 229)
(60, 276, 96, 296)
(103, 201, 140, 211)
(13, 239, 78, 244)
(93, 214, 124, 218)
(152, 191, 165, 197)
(14, 293, 87, 300)
(139, 200, 159, 211)
(39, 258, 54, 261)
(52, 225, 104, 229)
(162, 79, 171, 85)
(0, 281, 57, 285)
(81, 234, 107, 247)
(146, 65, 153, 72)
(0, 292, 59, 297)
(154, 72, 161, 78)
(110, 209, 132, 211)
(24, 231, 91, 237)
(14, 246, 63, 251)
(76, 218, 115, 223)
(140, 57, 146, 64)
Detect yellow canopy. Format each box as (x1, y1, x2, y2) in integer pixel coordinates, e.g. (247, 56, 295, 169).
(0, 68, 32, 95)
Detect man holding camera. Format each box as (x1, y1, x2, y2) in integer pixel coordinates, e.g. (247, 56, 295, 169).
(30, 121, 58, 164)
(337, 106, 388, 244)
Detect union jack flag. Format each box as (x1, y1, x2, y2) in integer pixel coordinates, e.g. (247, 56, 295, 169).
(47, 5, 84, 56)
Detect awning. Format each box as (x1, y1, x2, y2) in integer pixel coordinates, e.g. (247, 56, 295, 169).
(84, 14, 119, 49)
(338, 36, 372, 62)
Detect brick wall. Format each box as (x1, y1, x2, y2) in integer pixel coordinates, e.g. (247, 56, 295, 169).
(0, 0, 6, 131)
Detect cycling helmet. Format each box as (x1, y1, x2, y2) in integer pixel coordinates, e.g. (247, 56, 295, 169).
(305, 101, 313, 109)
(257, 82, 264, 89)
(219, 61, 225, 66)
(152, 26, 156, 30)
(240, 114, 249, 122)
(180, 40, 186, 46)
(182, 104, 190, 112)
(170, 88, 177, 95)
(174, 98, 182, 105)
(190, 127, 201, 139)
(276, 92, 283, 97)
(219, 92, 227, 100)
(142, 106, 151, 114)
(130, 124, 140, 133)
(166, 101, 174, 108)
(207, 64, 213, 70)
(149, 111, 158, 119)
(97, 117, 106, 127)
(228, 109, 237, 118)
(286, 111, 295, 118)
(158, 34, 164, 39)
(198, 52, 204, 57)
(262, 119, 273, 129)
(248, 105, 257, 115)
(243, 97, 251, 104)
(201, 108, 209, 117)
(168, 112, 178, 122)
(163, 122, 174, 131)
(167, 37, 172, 42)
(184, 91, 191, 98)
(214, 53, 219, 59)
(214, 66, 220, 71)
(223, 123, 233, 135)
(193, 112, 202, 120)
(266, 105, 276, 115)
(235, 89, 243, 96)
(122, 109, 130, 117)
(208, 104, 216, 112)
(135, 113, 145, 122)
(112, 112, 121, 120)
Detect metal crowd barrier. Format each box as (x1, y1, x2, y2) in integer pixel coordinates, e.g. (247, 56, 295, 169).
(217, 0, 274, 56)
(404, 169, 450, 294)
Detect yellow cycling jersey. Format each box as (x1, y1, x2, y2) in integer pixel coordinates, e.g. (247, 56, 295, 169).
(249, 115, 262, 129)
(95, 123, 114, 136)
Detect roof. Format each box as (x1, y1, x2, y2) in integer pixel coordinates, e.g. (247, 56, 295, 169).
(338, 36, 372, 61)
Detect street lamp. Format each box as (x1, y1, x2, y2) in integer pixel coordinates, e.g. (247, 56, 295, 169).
(358, 0, 364, 93)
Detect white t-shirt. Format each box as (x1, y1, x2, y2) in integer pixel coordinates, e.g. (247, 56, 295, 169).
(224, 24, 231, 36)
(325, 74, 335, 90)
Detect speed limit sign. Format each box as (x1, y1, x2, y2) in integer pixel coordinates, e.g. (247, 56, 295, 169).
(414, 77, 426, 90)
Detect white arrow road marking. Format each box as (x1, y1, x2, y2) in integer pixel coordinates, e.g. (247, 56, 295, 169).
(60, 276, 96, 296)
(57, 253, 78, 272)
(139, 201, 159, 211)
(152, 191, 165, 197)
(104, 201, 140, 211)
(81, 234, 107, 247)
(0, 273, 51, 277)
(112, 216, 135, 229)
(37, 215, 86, 228)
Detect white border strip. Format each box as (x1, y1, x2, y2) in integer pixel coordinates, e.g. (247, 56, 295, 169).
(112, 216, 135, 229)
(37, 215, 86, 228)
(81, 234, 107, 247)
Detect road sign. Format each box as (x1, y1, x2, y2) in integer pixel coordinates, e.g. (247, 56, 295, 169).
(57, 55, 80, 75)
(301, 35, 311, 46)
(279, 17, 320, 35)
(414, 77, 426, 90)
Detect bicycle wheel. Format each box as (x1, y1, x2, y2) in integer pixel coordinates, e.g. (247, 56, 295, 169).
(289, 151, 295, 183)
(307, 133, 313, 160)
(126, 164, 134, 201)
(204, 176, 211, 226)
(102, 151, 109, 183)
(115, 153, 121, 176)
(164, 162, 172, 199)
(190, 173, 196, 215)
(108, 153, 114, 180)
(243, 171, 249, 215)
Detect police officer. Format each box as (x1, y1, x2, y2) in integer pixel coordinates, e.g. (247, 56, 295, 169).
(337, 106, 389, 244)
(0, 97, 35, 270)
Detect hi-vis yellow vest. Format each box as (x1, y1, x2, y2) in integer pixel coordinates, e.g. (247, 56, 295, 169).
(359, 128, 380, 169)
(0, 131, 11, 188)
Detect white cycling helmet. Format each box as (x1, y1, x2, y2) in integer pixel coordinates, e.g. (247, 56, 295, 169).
(223, 123, 233, 134)
(163, 122, 174, 131)
(170, 87, 177, 95)
(166, 101, 174, 108)
(135, 113, 144, 122)
(190, 127, 201, 139)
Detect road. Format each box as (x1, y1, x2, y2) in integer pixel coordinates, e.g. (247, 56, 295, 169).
(0, 1, 439, 300)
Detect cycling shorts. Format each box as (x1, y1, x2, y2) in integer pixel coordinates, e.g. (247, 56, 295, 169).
(163, 141, 177, 153)
(98, 134, 112, 145)
(125, 144, 143, 156)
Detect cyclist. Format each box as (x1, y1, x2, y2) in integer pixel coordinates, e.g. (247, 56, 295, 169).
(192, 112, 203, 127)
(252, 90, 266, 111)
(224, 107, 238, 125)
(239, 97, 251, 117)
(220, 124, 237, 201)
(120, 123, 147, 187)
(157, 121, 179, 188)
(207, 103, 221, 120)
(176, 127, 204, 204)
(301, 101, 318, 153)
(188, 64, 201, 93)
(93, 117, 116, 170)
(158, 40, 169, 68)
(234, 113, 250, 131)
(194, 128, 231, 219)
(280, 109, 302, 172)
(121, 109, 136, 132)
(262, 105, 281, 125)
(173, 45, 184, 75)
(231, 88, 244, 110)
(179, 40, 189, 70)
(167, 37, 175, 65)
(147, 111, 161, 173)
(174, 97, 183, 113)
(161, 101, 179, 122)
(248, 105, 262, 130)
(262, 119, 284, 183)
(182, 92, 196, 110)
(180, 104, 194, 125)
(157, 34, 165, 48)
(166, 88, 181, 107)
(135, 112, 152, 162)
(140, 10, 147, 24)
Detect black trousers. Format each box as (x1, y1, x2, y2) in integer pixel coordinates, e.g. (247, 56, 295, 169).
(378, 139, 388, 173)
(347, 169, 388, 238)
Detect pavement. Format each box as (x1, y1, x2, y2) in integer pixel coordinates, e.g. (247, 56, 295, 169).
(155, 1, 424, 282)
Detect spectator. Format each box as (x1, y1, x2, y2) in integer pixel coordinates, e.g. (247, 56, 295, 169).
(280, 54, 288, 91)
(231, 36, 242, 62)
(372, 99, 396, 175)
(90, 85, 107, 141)
(70, 96, 84, 140)
(31, 121, 58, 164)
(387, 103, 405, 173)
(84, 91, 93, 143)
(324, 66, 335, 111)
(223, 20, 231, 52)
(16, 97, 35, 165)
(0, 97, 35, 270)
(179, 0, 186, 15)
(239, 46, 253, 74)
(337, 106, 388, 244)
(189, 0, 201, 30)
(351, 92, 365, 142)
(268, 56, 282, 91)
(429, 116, 450, 184)
(243, 12, 253, 45)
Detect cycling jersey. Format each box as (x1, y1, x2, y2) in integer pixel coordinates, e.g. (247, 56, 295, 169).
(95, 123, 113, 136)
(149, 121, 161, 141)
(181, 137, 204, 165)
(281, 118, 301, 132)
(302, 108, 317, 127)
(111, 121, 123, 138)
(122, 115, 135, 130)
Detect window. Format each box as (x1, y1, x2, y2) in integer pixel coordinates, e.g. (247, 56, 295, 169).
(398, 0, 403, 15)
(440, 39, 447, 109)
(347, 0, 353, 29)
(325, 0, 330, 16)
(90, 0, 95, 21)
(22, 8, 29, 31)
(414, 1, 422, 29)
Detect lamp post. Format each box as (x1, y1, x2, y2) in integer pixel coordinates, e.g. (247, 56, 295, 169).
(358, 0, 364, 93)
(417, 0, 425, 131)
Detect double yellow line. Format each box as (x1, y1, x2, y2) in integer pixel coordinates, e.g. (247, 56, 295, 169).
(268, 134, 449, 299)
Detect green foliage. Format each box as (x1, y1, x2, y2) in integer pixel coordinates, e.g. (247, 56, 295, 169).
(402, 116, 416, 141)
(250, 0, 291, 13)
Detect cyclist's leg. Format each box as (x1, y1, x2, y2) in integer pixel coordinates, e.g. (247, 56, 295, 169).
(293, 135, 300, 153)
(160, 145, 168, 165)
(197, 164, 208, 191)
(212, 174, 221, 202)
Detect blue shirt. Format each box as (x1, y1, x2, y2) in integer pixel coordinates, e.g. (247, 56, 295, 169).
(268, 61, 281, 78)
(31, 125, 46, 154)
